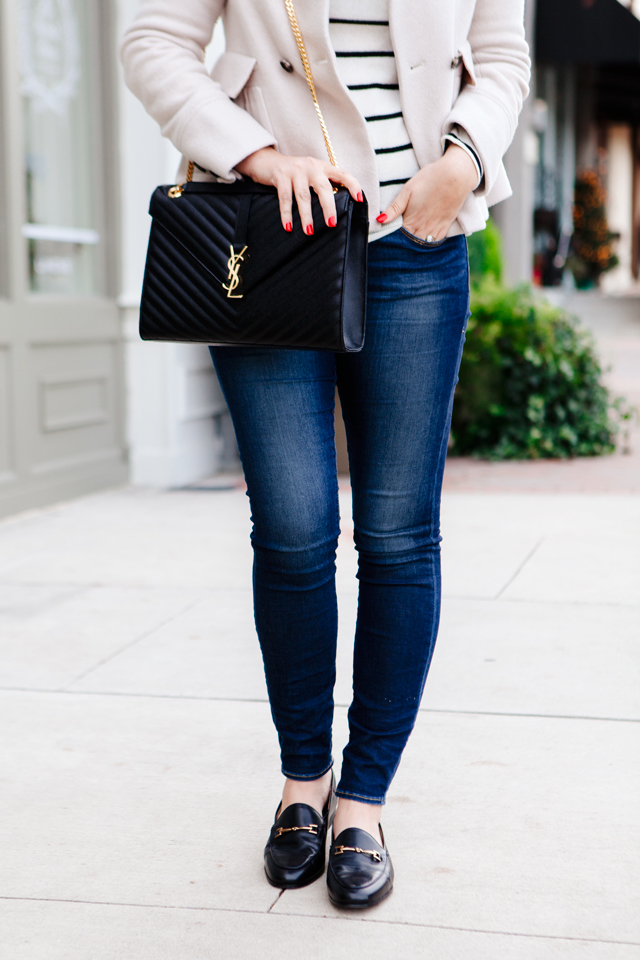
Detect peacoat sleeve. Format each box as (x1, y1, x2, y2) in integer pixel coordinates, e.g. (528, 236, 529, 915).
(119, 0, 277, 180)
(442, 0, 531, 199)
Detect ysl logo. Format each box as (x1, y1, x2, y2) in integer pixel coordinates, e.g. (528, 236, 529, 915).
(223, 244, 248, 299)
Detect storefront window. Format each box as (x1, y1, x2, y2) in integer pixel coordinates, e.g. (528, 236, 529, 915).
(20, 0, 99, 295)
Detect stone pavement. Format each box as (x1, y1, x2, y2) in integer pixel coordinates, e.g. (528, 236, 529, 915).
(0, 477, 639, 959)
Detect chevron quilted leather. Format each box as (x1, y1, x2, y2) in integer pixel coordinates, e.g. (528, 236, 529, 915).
(139, 182, 368, 352)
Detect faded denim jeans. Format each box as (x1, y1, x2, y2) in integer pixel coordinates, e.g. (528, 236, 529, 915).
(211, 229, 469, 803)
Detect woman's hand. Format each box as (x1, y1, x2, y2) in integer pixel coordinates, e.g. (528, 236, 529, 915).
(377, 145, 479, 241)
(235, 147, 363, 234)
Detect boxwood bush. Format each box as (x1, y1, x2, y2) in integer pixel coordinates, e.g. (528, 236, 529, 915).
(450, 268, 633, 460)
(467, 216, 504, 286)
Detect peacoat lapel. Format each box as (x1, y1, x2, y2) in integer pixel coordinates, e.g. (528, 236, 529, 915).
(290, 0, 333, 67)
(390, 0, 460, 147)
(389, 0, 456, 78)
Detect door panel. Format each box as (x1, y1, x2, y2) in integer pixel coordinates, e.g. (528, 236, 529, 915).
(22, 0, 102, 296)
(0, 0, 126, 518)
(31, 341, 120, 470)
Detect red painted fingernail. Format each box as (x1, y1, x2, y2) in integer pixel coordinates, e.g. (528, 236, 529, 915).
(306, 224, 314, 236)
(376, 213, 388, 223)
(328, 216, 337, 228)
(285, 222, 292, 232)
(357, 192, 363, 203)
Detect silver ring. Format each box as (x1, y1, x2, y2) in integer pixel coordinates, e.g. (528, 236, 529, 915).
(427, 235, 435, 243)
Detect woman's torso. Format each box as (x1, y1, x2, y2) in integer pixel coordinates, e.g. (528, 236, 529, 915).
(121, 0, 529, 235)
(210, 0, 492, 232)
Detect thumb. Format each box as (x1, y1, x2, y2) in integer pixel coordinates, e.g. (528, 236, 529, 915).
(377, 185, 410, 224)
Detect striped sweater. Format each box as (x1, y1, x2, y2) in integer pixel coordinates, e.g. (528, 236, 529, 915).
(328, 0, 482, 237)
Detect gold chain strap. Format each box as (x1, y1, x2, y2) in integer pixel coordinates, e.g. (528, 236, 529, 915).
(283, 0, 338, 167)
(168, 160, 195, 198)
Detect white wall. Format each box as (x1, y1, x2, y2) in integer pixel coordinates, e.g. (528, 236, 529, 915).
(488, 0, 536, 284)
(602, 124, 634, 293)
(116, 0, 228, 487)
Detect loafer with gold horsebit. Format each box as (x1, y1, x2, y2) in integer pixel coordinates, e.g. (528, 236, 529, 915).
(326, 826, 394, 908)
(264, 772, 338, 888)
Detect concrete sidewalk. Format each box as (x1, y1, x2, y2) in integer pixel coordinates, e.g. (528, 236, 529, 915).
(0, 480, 638, 959)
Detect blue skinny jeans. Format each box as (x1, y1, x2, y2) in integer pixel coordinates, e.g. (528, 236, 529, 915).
(211, 229, 469, 804)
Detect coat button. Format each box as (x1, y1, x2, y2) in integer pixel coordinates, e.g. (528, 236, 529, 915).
(451, 54, 462, 69)
(280, 59, 294, 73)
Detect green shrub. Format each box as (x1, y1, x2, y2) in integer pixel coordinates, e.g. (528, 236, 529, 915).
(467, 217, 503, 286)
(451, 279, 633, 459)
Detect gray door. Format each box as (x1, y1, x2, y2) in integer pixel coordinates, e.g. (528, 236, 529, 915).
(0, 0, 126, 519)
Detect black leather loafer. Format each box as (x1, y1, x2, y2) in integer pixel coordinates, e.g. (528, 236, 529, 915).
(326, 825, 394, 908)
(264, 773, 337, 889)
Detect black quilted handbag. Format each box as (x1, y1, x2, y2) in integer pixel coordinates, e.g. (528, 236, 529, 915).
(139, 0, 368, 353)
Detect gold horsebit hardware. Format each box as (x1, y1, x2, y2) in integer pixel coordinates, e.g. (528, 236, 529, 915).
(222, 244, 248, 299)
(275, 823, 319, 839)
(333, 845, 382, 862)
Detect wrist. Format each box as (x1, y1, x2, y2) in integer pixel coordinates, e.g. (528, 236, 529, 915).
(440, 144, 478, 191)
(235, 146, 277, 176)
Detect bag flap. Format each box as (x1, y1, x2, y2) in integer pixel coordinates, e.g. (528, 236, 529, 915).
(149, 185, 359, 300)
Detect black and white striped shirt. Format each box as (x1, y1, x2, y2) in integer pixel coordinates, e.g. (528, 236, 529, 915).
(328, 0, 482, 237)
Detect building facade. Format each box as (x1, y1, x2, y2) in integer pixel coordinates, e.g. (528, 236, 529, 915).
(497, 0, 640, 291)
(0, 0, 128, 517)
(3, 0, 639, 518)
(0, 0, 228, 519)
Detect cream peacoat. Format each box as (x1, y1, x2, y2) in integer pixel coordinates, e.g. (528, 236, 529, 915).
(121, 0, 531, 236)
